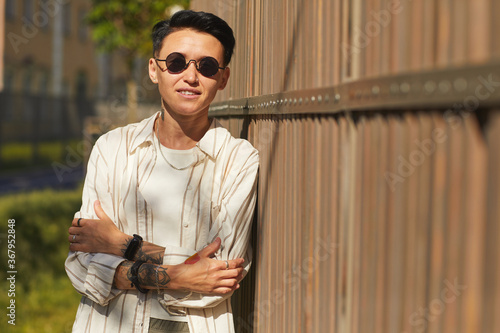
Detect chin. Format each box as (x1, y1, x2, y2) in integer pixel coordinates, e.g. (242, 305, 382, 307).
(172, 106, 209, 118)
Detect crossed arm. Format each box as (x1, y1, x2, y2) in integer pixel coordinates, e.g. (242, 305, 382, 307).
(68, 201, 244, 295)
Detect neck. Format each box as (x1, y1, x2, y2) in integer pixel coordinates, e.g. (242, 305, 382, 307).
(156, 106, 211, 150)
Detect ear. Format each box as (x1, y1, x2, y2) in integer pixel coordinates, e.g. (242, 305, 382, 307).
(218, 67, 230, 90)
(149, 58, 158, 84)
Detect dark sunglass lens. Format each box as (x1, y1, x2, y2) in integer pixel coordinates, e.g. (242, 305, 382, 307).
(166, 53, 186, 73)
(198, 57, 220, 77)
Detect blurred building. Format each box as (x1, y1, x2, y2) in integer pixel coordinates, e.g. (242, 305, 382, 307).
(1, 0, 158, 145)
(4, 0, 100, 99)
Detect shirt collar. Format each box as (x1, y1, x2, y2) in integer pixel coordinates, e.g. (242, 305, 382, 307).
(196, 118, 228, 159)
(128, 112, 158, 154)
(129, 111, 228, 159)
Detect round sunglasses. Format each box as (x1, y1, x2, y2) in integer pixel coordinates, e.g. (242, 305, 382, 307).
(155, 52, 225, 77)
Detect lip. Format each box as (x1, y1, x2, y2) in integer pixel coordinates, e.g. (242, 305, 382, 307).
(176, 88, 201, 99)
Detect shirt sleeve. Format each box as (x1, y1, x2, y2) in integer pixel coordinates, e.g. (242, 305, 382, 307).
(64, 136, 126, 307)
(159, 141, 259, 309)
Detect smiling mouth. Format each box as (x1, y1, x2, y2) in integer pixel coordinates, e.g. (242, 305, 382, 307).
(178, 90, 201, 96)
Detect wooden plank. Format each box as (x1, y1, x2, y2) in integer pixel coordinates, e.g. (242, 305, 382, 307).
(400, 112, 420, 333)
(303, 116, 314, 332)
(345, 114, 358, 333)
(386, 114, 406, 333)
(484, 111, 500, 332)
(341, 0, 351, 80)
(422, 0, 436, 68)
(311, 115, 323, 333)
(461, 114, 488, 333)
(492, 0, 500, 59)
(450, 0, 468, 66)
(336, 116, 349, 332)
(364, 0, 373, 78)
(350, 114, 364, 333)
(291, 114, 302, 332)
(350, 0, 362, 80)
(332, 0, 342, 85)
(359, 114, 376, 333)
(436, 0, 451, 67)
(272, 115, 283, 333)
(374, 113, 389, 333)
(410, 0, 424, 71)
(426, 113, 449, 333)
(328, 116, 340, 333)
(441, 112, 465, 333)
(469, 0, 491, 63)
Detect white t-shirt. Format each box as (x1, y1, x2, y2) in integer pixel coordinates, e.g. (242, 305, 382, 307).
(141, 134, 201, 322)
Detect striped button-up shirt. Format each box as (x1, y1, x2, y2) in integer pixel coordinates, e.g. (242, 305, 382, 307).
(65, 112, 259, 332)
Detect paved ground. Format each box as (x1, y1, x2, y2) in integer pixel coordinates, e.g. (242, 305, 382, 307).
(0, 166, 84, 195)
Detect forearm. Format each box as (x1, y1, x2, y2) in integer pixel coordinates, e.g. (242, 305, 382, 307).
(114, 261, 181, 290)
(113, 245, 244, 295)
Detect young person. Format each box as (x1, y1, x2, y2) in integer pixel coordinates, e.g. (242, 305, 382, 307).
(65, 10, 259, 333)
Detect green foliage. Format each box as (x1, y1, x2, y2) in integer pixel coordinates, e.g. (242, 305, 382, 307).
(1, 143, 33, 161)
(0, 188, 83, 332)
(86, 0, 190, 71)
(1, 140, 81, 172)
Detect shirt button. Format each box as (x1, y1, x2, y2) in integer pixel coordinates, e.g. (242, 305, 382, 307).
(184, 223, 189, 228)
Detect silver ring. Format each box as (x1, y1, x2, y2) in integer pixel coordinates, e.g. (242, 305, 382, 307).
(77, 218, 82, 227)
(72, 234, 76, 241)
(225, 260, 229, 270)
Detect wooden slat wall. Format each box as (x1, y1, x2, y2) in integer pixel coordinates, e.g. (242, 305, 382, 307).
(217, 111, 498, 333)
(190, 1, 500, 332)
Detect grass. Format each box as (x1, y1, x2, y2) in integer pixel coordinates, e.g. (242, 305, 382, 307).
(0, 188, 83, 332)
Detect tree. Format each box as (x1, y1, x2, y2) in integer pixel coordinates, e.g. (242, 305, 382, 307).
(86, 0, 190, 122)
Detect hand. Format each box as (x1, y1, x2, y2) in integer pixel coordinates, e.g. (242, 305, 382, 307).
(173, 237, 245, 294)
(68, 200, 129, 256)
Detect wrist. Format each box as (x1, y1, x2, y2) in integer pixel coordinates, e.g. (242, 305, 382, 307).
(114, 235, 130, 257)
(166, 264, 185, 291)
(109, 234, 130, 257)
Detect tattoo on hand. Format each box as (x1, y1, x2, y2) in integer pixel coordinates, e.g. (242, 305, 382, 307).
(138, 263, 171, 288)
(120, 238, 164, 264)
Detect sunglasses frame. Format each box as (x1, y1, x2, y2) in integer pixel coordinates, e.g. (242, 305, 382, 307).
(155, 52, 226, 77)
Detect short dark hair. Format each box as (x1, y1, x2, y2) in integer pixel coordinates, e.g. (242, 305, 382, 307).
(152, 10, 235, 66)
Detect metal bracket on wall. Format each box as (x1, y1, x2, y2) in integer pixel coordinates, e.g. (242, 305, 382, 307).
(209, 62, 500, 116)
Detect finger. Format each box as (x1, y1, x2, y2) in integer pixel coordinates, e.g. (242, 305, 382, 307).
(213, 284, 240, 295)
(226, 258, 245, 269)
(69, 242, 88, 253)
(68, 233, 81, 243)
(218, 268, 243, 280)
(198, 237, 221, 258)
(68, 226, 80, 235)
(71, 218, 83, 227)
(217, 277, 239, 288)
(93, 200, 110, 221)
(69, 242, 78, 252)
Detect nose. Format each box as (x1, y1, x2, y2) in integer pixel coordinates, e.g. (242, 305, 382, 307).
(183, 61, 199, 84)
